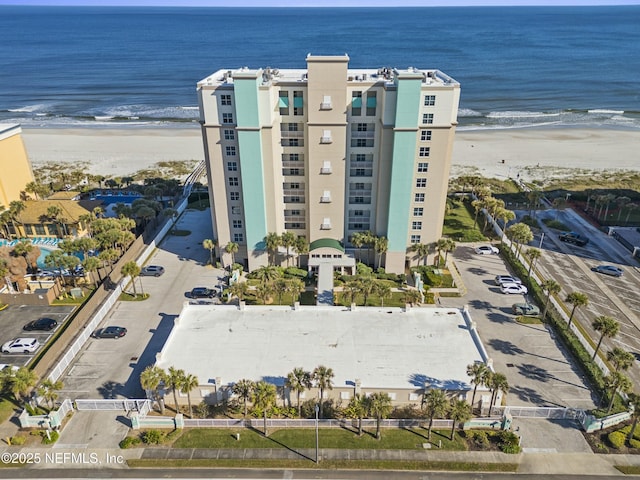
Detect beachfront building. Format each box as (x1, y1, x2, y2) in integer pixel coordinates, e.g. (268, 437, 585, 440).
(197, 54, 460, 274)
(154, 304, 493, 409)
(0, 124, 35, 209)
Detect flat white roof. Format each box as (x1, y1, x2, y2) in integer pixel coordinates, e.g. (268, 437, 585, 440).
(157, 305, 483, 391)
(0, 123, 21, 142)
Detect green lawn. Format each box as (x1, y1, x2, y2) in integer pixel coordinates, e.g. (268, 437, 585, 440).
(443, 201, 487, 242)
(0, 397, 20, 425)
(173, 427, 468, 450)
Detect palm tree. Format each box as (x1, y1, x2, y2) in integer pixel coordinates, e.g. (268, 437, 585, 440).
(626, 393, 640, 443)
(374, 282, 392, 307)
(403, 289, 422, 307)
(358, 277, 375, 306)
(225, 242, 239, 266)
(448, 398, 472, 440)
(366, 392, 393, 440)
(253, 265, 282, 284)
(280, 232, 296, 267)
(37, 379, 63, 409)
(167, 367, 186, 414)
(604, 371, 631, 413)
(565, 291, 589, 328)
(495, 207, 516, 243)
(541, 279, 561, 321)
(615, 196, 631, 221)
(343, 394, 368, 436)
(286, 368, 312, 417)
(9, 367, 37, 403)
(592, 316, 620, 360)
(232, 379, 255, 418)
(410, 243, 431, 266)
(342, 280, 361, 306)
(9, 200, 25, 238)
(505, 222, 533, 256)
(228, 281, 249, 302)
(180, 373, 199, 418)
(374, 236, 388, 270)
(82, 256, 102, 286)
(466, 362, 490, 412)
(202, 238, 217, 266)
(624, 203, 638, 225)
(524, 248, 541, 280)
(265, 232, 281, 266)
(313, 365, 334, 419)
(607, 347, 635, 372)
(121, 261, 142, 297)
(424, 389, 448, 440)
(140, 365, 167, 414)
(438, 237, 456, 264)
(488, 373, 509, 415)
(293, 236, 309, 268)
(351, 232, 365, 263)
(255, 282, 273, 305)
(162, 207, 179, 233)
(286, 278, 305, 304)
(252, 381, 277, 436)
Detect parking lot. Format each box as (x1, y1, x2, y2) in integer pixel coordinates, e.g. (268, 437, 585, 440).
(0, 304, 75, 367)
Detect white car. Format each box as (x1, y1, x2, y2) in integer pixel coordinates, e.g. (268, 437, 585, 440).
(1, 338, 40, 354)
(500, 283, 528, 295)
(495, 275, 522, 286)
(474, 245, 499, 255)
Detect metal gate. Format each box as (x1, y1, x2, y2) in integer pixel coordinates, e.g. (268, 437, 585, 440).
(502, 406, 585, 420)
(75, 398, 151, 415)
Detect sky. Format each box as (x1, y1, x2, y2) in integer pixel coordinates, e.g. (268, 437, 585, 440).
(1, 0, 639, 6)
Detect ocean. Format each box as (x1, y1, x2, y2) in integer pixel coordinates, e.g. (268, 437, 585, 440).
(1, 5, 639, 130)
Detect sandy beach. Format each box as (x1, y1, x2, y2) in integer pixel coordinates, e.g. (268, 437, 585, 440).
(21, 126, 640, 183)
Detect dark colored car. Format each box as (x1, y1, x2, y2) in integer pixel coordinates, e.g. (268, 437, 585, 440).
(559, 232, 589, 247)
(141, 265, 165, 277)
(23, 318, 58, 331)
(92, 326, 127, 339)
(190, 287, 215, 298)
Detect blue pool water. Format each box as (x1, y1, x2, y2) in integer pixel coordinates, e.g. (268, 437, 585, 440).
(36, 247, 87, 269)
(90, 194, 142, 206)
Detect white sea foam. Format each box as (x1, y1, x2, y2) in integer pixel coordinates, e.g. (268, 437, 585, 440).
(457, 108, 482, 117)
(7, 104, 48, 113)
(486, 111, 561, 119)
(588, 109, 624, 115)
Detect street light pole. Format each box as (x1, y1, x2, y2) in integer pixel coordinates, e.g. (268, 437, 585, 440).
(315, 403, 320, 464)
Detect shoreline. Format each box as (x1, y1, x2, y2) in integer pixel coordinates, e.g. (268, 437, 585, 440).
(19, 125, 640, 182)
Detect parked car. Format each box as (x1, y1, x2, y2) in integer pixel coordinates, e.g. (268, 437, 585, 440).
(0, 364, 19, 372)
(190, 287, 215, 298)
(1, 338, 40, 354)
(92, 326, 127, 339)
(512, 302, 540, 316)
(495, 275, 522, 286)
(591, 265, 623, 277)
(23, 318, 58, 331)
(500, 283, 528, 294)
(558, 231, 589, 247)
(474, 245, 499, 255)
(141, 265, 165, 277)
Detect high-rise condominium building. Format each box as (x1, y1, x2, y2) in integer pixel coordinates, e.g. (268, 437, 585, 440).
(197, 55, 460, 274)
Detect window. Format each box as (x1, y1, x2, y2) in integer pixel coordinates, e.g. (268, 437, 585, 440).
(230, 191, 239, 201)
(409, 393, 420, 401)
(420, 130, 432, 141)
(351, 138, 374, 147)
(414, 193, 425, 202)
(278, 91, 289, 115)
(424, 95, 435, 106)
(228, 177, 239, 187)
(356, 123, 369, 132)
(366, 91, 377, 116)
(233, 233, 244, 243)
(412, 221, 422, 230)
(232, 220, 243, 229)
(225, 146, 236, 156)
(227, 161, 237, 171)
(416, 178, 427, 188)
(321, 130, 332, 144)
(422, 113, 434, 124)
(231, 206, 241, 215)
(321, 95, 332, 110)
(289, 182, 300, 190)
(417, 162, 429, 173)
(410, 235, 421, 244)
(282, 138, 301, 147)
(419, 147, 430, 157)
(222, 113, 234, 124)
(221, 94, 232, 106)
(351, 91, 362, 116)
(293, 91, 304, 116)
(413, 207, 423, 216)
(223, 129, 235, 140)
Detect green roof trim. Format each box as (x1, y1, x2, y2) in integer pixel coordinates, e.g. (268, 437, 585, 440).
(309, 238, 345, 253)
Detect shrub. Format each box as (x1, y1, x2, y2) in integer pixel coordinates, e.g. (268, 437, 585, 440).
(466, 430, 490, 450)
(541, 218, 570, 231)
(10, 435, 26, 446)
(608, 431, 626, 449)
(41, 430, 59, 445)
(520, 215, 540, 229)
(284, 267, 307, 279)
(499, 431, 521, 454)
(630, 438, 640, 449)
(594, 442, 609, 453)
(119, 436, 141, 449)
(141, 429, 165, 445)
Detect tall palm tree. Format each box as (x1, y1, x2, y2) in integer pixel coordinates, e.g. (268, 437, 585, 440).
(37, 379, 64, 409)
(366, 392, 393, 440)
(439, 237, 456, 264)
(252, 381, 277, 436)
(495, 207, 516, 243)
(403, 289, 422, 307)
(286, 367, 312, 417)
(592, 316, 620, 360)
(344, 394, 368, 436)
(82, 256, 102, 286)
(121, 261, 142, 297)
(313, 365, 334, 419)
(167, 367, 186, 414)
(180, 373, 199, 418)
(607, 347, 635, 373)
(253, 265, 282, 284)
(358, 277, 375, 306)
(448, 398, 472, 440)
(488, 373, 509, 415)
(202, 238, 217, 266)
(626, 393, 640, 443)
(505, 222, 533, 256)
(374, 282, 392, 307)
(565, 291, 589, 328)
(9, 200, 25, 238)
(293, 236, 309, 268)
(229, 281, 249, 302)
(524, 248, 541, 280)
(255, 282, 273, 305)
(424, 389, 448, 440)
(140, 365, 167, 414)
(374, 236, 388, 270)
(265, 232, 281, 266)
(342, 280, 361, 306)
(541, 279, 561, 321)
(410, 243, 431, 266)
(466, 362, 490, 411)
(9, 367, 37, 403)
(604, 371, 631, 413)
(351, 231, 365, 263)
(280, 232, 296, 267)
(286, 278, 305, 304)
(232, 379, 255, 418)
(225, 242, 239, 266)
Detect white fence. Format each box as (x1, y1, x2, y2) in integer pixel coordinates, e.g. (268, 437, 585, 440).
(75, 398, 152, 414)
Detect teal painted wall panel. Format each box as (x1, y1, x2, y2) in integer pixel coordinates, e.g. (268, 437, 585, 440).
(234, 77, 260, 128)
